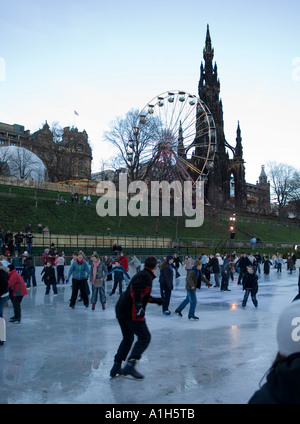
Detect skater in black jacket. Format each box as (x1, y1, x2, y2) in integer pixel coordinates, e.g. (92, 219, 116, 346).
(236, 253, 251, 285)
(41, 261, 58, 295)
(242, 266, 258, 308)
(110, 256, 163, 380)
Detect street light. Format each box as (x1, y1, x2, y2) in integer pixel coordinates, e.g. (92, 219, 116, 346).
(229, 214, 236, 239)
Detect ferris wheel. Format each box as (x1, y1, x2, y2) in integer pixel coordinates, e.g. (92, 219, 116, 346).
(126, 90, 216, 184)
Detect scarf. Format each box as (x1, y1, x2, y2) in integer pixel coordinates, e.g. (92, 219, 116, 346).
(92, 260, 101, 283)
(77, 259, 83, 265)
(191, 266, 200, 282)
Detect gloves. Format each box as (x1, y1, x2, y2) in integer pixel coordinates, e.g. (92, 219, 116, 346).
(135, 303, 145, 319)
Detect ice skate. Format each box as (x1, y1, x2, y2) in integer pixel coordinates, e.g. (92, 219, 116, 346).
(110, 362, 122, 379)
(121, 359, 144, 380)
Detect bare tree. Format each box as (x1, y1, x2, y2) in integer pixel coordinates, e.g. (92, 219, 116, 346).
(103, 108, 163, 182)
(9, 147, 43, 179)
(0, 148, 12, 176)
(267, 162, 300, 216)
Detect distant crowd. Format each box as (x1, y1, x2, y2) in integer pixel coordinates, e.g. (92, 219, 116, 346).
(0, 224, 51, 258)
(0, 244, 299, 319)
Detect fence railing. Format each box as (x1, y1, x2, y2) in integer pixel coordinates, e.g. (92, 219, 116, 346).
(16, 233, 299, 255)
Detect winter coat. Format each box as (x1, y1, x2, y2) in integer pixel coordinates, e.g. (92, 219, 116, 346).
(263, 260, 272, 273)
(173, 257, 182, 268)
(89, 261, 108, 285)
(116, 267, 159, 321)
(207, 257, 220, 273)
(0, 267, 9, 297)
(8, 269, 28, 297)
(24, 256, 35, 270)
(287, 258, 294, 271)
(41, 252, 52, 266)
(55, 256, 65, 266)
(242, 272, 258, 295)
(183, 257, 194, 270)
(248, 354, 300, 404)
(112, 255, 129, 272)
(159, 263, 174, 290)
(128, 256, 141, 269)
(222, 257, 230, 274)
(187, 267, 210, 290)
(41, 266, 57, 285)
(236, 256, 251, 271)
(67, 260, 90, 280)
(108, 265, 130, 284)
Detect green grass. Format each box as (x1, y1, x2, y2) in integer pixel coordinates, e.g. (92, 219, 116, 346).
(0, 184, 300, 246)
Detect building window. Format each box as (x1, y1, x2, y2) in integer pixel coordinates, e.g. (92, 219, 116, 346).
(77, 145, 83, 152)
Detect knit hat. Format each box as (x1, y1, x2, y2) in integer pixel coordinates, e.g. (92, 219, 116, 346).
(276, 301, 300, 357)
(166, 255, 173, 261)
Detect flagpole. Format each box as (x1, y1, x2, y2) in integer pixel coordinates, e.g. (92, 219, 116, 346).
(74, 110, 79, 129)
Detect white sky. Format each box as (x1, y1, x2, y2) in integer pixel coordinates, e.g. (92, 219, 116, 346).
(1, 0, 299, 184)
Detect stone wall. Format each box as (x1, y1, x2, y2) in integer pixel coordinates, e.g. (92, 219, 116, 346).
(0, 176, 98, 195)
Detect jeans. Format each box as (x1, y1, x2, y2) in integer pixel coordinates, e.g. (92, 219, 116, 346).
(45, 284, 58, 295)
(160, 282, 172, 313)
(111, 274, 124, 294)
(10, 295, 24, 320)
(177, 290, 197, 317)
(114, 319, 151, 363)
(242, 290, 258, 307)
(25, 268, 37, 287)
(57, 265, 65, 283)
(213, 273, 220, 287)
(91, 285, 106, 304)
(0, 295, 9, 318)
(221, 271, 229, 290)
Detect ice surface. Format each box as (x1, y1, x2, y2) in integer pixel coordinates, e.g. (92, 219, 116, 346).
(0, 262, 299, 404)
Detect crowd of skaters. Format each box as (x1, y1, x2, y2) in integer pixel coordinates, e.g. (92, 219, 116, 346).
(1, 242, 300, 402)
(0, 247, 299, 320)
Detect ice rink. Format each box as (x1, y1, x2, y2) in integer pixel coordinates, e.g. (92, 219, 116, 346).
(0, 262, 299, 405)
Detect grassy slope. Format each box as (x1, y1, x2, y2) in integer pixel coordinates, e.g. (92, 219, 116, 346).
(0, 185, 299, 245)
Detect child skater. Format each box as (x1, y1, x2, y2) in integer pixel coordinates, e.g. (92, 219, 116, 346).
(41, 261, 58, 295)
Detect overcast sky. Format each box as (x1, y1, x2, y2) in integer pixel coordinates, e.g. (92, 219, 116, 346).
(1, 0, 299, 184)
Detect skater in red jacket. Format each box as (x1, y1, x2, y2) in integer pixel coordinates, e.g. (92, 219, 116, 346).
(8, 264, 28, 323)
(112, 252, 129, 272)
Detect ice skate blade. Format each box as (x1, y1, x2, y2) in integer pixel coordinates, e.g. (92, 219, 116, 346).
(121, 373, 144, 381)
(110, 374, 122, 380)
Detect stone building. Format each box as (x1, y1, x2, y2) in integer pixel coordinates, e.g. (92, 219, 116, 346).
(0, 121, 92, 182)
(198, 26, 270, 214)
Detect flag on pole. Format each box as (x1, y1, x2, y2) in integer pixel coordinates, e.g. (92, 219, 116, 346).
(74, 110, 79, 116)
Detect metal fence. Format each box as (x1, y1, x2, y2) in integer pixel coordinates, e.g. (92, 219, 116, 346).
(19, 232, 299, 256)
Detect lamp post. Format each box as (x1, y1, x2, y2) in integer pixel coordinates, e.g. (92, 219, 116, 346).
(229, 214, 236, 240)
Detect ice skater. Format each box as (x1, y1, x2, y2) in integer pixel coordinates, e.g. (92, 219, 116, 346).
(159, 255, 174, 315)
(242, 266, 258, 308)
(110, 256, 163, 380)
(175, 260, 211, 320)
(108, 261, 130, 296)
(90, 254, 108, 310)
(8, 264, 28, 323)
(41, 261, 58, 295)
